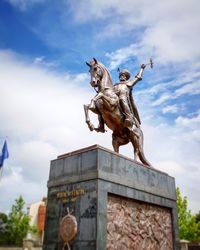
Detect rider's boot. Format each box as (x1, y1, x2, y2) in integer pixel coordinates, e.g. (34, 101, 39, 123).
(95, 115, 106, 133)
(95, 126, 106, 133)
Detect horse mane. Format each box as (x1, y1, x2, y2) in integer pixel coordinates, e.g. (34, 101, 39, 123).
(98, 61, 113, 89)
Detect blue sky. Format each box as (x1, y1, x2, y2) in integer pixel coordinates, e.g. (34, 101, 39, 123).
(0, 0, 200, 213)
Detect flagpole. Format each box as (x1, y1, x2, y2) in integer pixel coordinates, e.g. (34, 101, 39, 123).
(0, 166, 3, 182)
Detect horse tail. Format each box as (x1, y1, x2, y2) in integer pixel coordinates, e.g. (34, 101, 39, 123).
(136, 128, 152, 167)
(138, 148, 152, 167)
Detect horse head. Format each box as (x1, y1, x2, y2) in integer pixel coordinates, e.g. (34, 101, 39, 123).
(86, 58, 113, 91)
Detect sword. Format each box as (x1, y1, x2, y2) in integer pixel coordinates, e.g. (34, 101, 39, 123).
(144, 58, 153, 69)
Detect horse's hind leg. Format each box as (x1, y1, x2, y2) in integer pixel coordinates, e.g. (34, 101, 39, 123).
(129, 127, 143, 162)
(112, 133, 129, 153)
(112, 134, 120, 153)
(131, 135, 140, 162)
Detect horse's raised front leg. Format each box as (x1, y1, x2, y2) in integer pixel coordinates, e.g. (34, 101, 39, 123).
(84, 100, 105, 133)
(84, 104, 94, 131)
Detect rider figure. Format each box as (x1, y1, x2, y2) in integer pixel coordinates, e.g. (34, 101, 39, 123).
(114, 64, 146, 129)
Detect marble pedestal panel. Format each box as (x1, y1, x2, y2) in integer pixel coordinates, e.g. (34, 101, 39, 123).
(43, 145, 180, 250)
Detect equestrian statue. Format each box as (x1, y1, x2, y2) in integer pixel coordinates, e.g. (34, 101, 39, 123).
(84, 58, 153, 167)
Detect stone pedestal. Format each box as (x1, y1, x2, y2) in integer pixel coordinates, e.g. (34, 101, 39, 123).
(43, 145, 180, 250)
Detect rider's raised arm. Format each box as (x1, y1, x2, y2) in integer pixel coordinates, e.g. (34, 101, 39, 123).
(127, 64, 146, 87)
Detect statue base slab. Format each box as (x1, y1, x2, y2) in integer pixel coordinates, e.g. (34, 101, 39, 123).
(43, 144, 180, 250)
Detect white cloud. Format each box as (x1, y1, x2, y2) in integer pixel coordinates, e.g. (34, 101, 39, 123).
(174, 113, 200, 143)
(0, 49, 200, 215)
(175, 111, 200, 129)
(71, 0, 200, 66)
(0, 167, 45, 213)
(162, 105, 179, 114)
(0, 50, 111, 212)
(8, 0, 200, 71)
(154, 161, 185, 176)
(13, 140, 57, 181)
(175, 82, 200, 97)
(34, 56, 44, 64)
(33, 56, 59, 68)
(151, 93, 172, 106)
(106, 44, 140, 70)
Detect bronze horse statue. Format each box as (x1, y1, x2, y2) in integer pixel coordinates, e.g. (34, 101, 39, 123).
(84, 58, 151, 167)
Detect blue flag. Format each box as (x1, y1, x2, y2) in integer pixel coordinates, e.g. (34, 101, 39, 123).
(0, 140, 9, 168)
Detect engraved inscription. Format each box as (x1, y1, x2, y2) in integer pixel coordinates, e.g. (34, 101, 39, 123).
(56, 188, 85, 203)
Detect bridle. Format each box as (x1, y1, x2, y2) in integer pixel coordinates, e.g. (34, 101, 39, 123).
(87, 59, 103, 92)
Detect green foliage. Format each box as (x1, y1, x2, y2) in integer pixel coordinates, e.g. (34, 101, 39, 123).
(176, 187, 200, 241)
(0, 196, 36, 246)
(195, 211, 200, 223)
(0, 212, 8, 223)
(0, 213, 8, 244)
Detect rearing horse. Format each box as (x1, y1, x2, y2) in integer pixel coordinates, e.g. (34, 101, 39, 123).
(84, 58, 151, 167)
